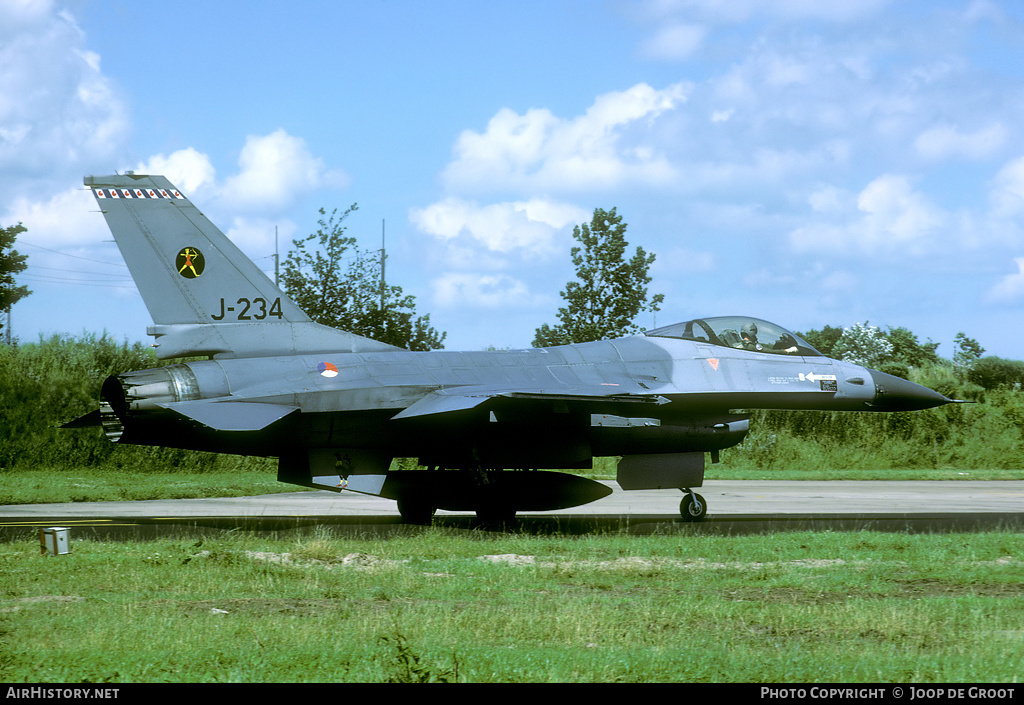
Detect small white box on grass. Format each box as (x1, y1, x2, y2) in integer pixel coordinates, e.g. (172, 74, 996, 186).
(40, 527, 70, 556)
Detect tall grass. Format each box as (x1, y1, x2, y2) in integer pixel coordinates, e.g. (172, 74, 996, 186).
(0, 333, 255, 474)
(0, 530, 1020, 682)
(719, 365, 1024, 476)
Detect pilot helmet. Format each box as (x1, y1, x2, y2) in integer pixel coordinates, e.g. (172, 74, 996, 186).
(741, 322, 758, 338)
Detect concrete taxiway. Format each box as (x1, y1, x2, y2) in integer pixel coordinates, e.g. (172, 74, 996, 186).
(1, 480, 1021, 539)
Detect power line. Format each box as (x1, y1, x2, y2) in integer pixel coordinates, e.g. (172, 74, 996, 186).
(21, 273, 136, 288)
(18, 239, 127, 268)
(28, 264, 130, 278)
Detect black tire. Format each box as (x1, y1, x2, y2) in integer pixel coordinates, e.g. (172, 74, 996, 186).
(680, 493, 708, 522)
(397, 497, 435, 525)
(475, 504, 517, 529)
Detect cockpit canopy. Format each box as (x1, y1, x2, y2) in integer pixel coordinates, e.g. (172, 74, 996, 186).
(645, 316, 823, 357)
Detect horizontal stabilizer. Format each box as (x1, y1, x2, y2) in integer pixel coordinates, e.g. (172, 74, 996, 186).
(59, 409, 102, 429)
(311, 474, 388, 495)
(159, 400, 298, 431)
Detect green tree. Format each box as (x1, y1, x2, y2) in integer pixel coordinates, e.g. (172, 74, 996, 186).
(832, 321, 893, 367)
(967, 356, 1024, 390)
(280, 206, 446, 351)
(533, 207, 663, 347)
(1, 222, 31, 338)
(798, 325, 844, 357)
(0, 332, 202, 470)
(952, 332, 985, 373)
(885, 325, 940, 367)
(802, 323, 940, 370)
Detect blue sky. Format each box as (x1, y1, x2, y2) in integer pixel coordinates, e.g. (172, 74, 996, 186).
(5, 0, 1024, 359)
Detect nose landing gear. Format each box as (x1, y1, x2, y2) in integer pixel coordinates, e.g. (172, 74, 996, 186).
(680, 489, 707, 522)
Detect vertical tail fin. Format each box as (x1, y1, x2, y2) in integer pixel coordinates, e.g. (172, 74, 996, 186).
(86, 174, 401, 358)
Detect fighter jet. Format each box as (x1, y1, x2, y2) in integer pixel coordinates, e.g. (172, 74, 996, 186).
(65, 174, 956, 524)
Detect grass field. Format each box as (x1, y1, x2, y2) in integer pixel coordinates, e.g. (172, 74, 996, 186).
(1, 530, 1021, 682)
(2, 454, 1020, 682)
(1, 460, 1022, 506)
(0, 467, 295, 505)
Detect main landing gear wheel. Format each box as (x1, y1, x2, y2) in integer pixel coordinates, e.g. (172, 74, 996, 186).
(397, 497, 436, 526)
(475, 504, 517, 529)
(680, 491, 708, 522)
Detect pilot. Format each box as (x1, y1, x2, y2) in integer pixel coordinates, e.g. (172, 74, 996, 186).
(740, 322, 763, 351)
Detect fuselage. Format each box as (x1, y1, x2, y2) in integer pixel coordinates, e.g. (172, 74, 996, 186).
(100, 320, 948, 471)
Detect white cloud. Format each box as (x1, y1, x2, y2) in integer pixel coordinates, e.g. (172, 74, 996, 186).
(421, 82, 690, 324)
(741, 264, 860, 316)
(987, 257, 1024, 304)
(914, 123, 1007, 161)
(0, 1, 138, 280)
(990, 155, 1024, 218)
(808, 184, 855, 215)
(761, 53, 812, 88)
(790, 175, 944, 255)
(857, 175, 943, 244)
(5, 187, 106, 249)
(766, 0, 891, 22)
(653, 246, 716, 274)
(219, 129, 350, 212)
(820, 270, 859, 292)
(638, 0, 891, 25)
(136, 148, 217, 198)
(0, 4, 128, 182)
(133, 131, 347, 214)
(442, 83, 688, 193)
(0, 0, 55, 32)
(685, 147, 832, 194)
(410, 197, 588, 255)
(640, 23, 706, 61)
(0, 4, 348, 266)
(431, 272, 546, 309)
(223, 216, 298, 271)
(963, 0, 1006, 23)
(10, 130, 345, 279)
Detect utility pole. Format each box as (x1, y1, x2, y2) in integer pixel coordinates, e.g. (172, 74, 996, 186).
(380, 219, 386, 326)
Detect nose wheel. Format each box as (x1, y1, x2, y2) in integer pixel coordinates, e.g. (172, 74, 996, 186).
(680, 490, 707, 522)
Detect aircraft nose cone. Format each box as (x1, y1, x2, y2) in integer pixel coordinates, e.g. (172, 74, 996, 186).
(867, 369, 952, 411)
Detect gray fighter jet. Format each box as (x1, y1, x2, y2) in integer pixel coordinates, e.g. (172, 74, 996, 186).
(65, 174, 956, 523)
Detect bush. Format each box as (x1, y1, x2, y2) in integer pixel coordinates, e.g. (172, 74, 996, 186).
(967, 356, 1024, 390)
(877, 362, 910, 380)
(0, 333, 223, 472)
(910, 364, 984, 402)
(727, 371, 1024, 471)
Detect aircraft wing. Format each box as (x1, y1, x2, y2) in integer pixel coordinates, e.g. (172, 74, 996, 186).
(391, 385, 669, 421)
(59, 399, 297, 433)
(158, 400, 299, 431)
